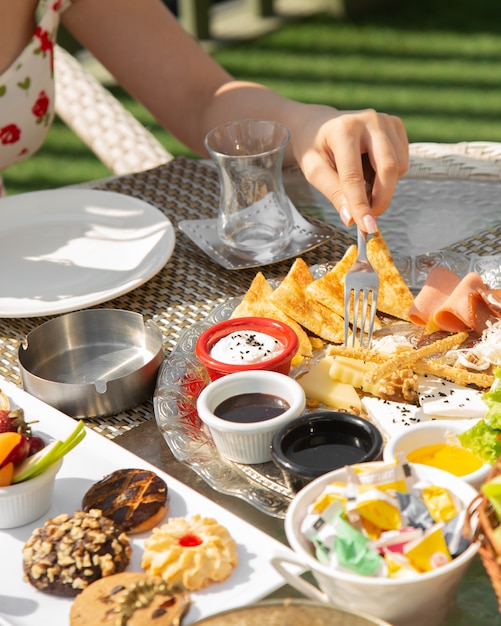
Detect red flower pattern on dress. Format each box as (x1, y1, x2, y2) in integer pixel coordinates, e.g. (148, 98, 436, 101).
(33, 26, 55, 73)
(52, 0, 63, 10)
(0, 124, 21, 145)
(32, 91, 50, 121)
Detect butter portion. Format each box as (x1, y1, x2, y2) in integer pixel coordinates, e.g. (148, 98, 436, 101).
(298, 356, 361, 411)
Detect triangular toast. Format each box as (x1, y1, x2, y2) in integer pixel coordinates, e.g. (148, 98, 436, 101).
(230, 272, 313, 357)
(366, 232, 414, 321)
(305, 247, 382, 331)
(269, 258, 345, 344)
(306, 232, 412, 323)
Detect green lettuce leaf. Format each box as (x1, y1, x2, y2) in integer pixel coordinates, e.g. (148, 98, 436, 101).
(481, 367, 501, 429)
(457, 419, 501, 465)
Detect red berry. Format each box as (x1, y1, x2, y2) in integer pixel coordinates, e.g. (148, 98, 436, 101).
(28, 436, 45, 456)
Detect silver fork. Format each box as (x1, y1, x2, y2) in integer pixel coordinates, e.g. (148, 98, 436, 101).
(343, 226, 379, 348)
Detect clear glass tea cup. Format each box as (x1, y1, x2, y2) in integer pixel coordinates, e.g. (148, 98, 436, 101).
(204, 119, 294, 260)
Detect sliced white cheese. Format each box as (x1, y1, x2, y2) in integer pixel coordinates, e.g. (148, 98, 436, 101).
(297, 356, 362, 412)
(418, 375, 487, 419)
(362, 396, 431, 440)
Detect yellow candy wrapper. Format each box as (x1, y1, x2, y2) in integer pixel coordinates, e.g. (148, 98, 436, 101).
(383, 549, 420, 579)
(354, 488, 402, 533)
(310, 482, 348, 515)
(421, 485, 458, 523)
(404, 523, 452, 572)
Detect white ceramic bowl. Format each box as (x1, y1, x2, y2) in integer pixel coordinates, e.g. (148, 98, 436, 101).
(271, 462, 479, 626)
(196, 370, 306, 464)
(383, 420, 490, 490)
(0, 458, 62, 529)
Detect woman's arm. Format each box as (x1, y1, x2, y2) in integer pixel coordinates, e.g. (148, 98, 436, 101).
(62, 0, 408, 231)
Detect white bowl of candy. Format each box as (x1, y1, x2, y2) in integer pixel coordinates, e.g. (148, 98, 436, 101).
(271, 459, 479, 626)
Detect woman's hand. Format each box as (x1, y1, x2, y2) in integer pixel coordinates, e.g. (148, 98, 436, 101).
(287, 105, 409, 233)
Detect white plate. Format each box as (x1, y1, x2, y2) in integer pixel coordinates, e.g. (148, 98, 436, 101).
(0, 189, 175, 317)
(0, 379, 295, 625)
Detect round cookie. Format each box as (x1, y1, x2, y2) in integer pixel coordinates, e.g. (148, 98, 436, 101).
(69, 572, 190, 626)
(82, 468, 168, 534)
(141, 514, 238, 591)
(23, 509, 131, 597)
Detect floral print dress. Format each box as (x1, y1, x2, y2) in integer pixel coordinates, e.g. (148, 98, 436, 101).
(0, 0, 74, 194)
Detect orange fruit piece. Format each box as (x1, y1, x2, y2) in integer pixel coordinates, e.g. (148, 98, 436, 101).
(0, 461, 14, 486)
(0, 432, 22, 466)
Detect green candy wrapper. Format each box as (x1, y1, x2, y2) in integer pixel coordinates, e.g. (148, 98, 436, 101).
(313, 508, 383, 576)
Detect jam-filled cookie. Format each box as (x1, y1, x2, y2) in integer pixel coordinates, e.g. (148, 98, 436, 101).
(141, 514, 238, 591)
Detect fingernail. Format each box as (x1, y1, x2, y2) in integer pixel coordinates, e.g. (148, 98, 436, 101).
(340, 205, 352, 227)
(363, 214, 378, 234)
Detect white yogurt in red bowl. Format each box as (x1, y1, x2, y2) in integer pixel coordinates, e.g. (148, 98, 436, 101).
(195, 316, 299, 381)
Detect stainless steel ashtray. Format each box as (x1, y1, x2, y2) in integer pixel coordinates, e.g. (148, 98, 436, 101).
(18, 309, 164, 418)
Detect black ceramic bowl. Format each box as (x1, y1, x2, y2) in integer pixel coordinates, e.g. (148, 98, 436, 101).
(271, 410, 384, 494)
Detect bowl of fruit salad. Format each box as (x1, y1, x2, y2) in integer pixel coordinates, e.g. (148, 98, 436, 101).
(0, 402, 85, 528)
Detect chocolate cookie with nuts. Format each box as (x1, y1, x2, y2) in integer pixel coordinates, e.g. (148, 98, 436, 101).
(22, 509, 131, 596)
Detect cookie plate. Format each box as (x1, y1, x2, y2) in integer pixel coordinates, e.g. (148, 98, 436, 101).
(0, 379, 297, 625)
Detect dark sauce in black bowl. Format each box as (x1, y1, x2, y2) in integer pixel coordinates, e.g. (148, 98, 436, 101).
(215, 392, 289, 423)
(283, 432, 367, 469)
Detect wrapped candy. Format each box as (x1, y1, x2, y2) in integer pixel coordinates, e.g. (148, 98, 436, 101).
(301, 458, 472, 580)
(404, 523, 452, 572)
(302, 500, 384, 576)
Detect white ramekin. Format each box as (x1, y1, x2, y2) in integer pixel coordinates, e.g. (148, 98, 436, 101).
(196, 370, 306, 464)
(0, 458, 62, 529)
(383, 419, 490, 490)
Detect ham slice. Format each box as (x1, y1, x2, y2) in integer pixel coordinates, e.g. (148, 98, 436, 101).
(409, 266, 460, 326)
(409, 267, 500, 334)
(433, 272, 496, 334)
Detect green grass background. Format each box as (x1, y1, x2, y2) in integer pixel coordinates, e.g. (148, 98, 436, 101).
(4, 0, 501, 194)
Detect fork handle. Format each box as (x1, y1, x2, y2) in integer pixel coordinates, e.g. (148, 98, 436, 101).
(357, 227, 369, 262)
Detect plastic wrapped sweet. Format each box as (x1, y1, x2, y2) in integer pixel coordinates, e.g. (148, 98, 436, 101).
(300, 455, 471, 580)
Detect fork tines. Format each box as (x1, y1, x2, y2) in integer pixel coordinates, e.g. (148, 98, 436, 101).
(343, 228, 379, 349)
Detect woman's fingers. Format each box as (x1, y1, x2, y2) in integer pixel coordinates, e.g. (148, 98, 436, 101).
(296, 109, 408, 232)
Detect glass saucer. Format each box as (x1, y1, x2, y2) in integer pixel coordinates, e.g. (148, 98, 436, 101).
(178, 202, 337, 270)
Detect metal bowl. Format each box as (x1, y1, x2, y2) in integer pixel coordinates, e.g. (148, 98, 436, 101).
(191, 599, 391, 625)
(18, 309, 164, 418)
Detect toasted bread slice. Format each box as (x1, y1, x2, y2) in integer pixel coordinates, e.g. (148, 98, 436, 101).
(306, 246, 355, 318)
(231, 272, 312, 357)
(269, 258, 345, 344)
(306, 247, 382, 331)
(366, 232, 414, 321)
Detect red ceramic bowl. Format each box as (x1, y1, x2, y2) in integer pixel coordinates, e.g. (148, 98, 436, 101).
(195, 317, 299, 381)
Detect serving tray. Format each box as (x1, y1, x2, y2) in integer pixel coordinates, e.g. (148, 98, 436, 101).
(153, 254, 501, 518)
